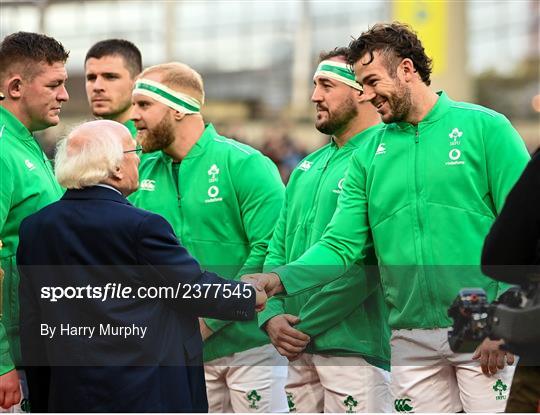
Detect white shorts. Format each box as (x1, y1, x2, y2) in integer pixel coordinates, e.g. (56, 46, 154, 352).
(205, 344, 288, 412)
(391, 328, 516, 413)
(286, 353, 391, 413)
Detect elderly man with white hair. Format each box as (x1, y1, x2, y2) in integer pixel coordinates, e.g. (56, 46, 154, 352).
(16, 119, 265, 412)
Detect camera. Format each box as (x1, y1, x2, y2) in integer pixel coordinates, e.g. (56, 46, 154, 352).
(448, 283, 540, 358)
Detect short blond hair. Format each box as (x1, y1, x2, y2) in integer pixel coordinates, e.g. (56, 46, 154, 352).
(139, 62, 205, 105)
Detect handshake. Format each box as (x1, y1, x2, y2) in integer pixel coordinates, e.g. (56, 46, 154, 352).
(203, 273, 310, 360)
(200, 273, 285, 341)
(243, 272, 285, 312)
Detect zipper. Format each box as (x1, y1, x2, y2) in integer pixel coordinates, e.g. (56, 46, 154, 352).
(413, 127, 437, 324)
(310, 146, 337, 231)
(175, 162, 185, 241)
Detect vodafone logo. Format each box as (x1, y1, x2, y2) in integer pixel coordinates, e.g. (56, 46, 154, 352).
(445, 148, 465, 166)
(449, 149, 461, 160)
(205, 185, 223, 203)
(207, 186, 219, 198)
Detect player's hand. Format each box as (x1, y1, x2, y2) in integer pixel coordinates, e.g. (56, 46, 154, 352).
(253, 286, 267, 312)
(241, 273, 284, 297)
(0, 369, 21, 410)
(199, 318, 214, 341)
(473, 338, 515, 376)
(264, 314, 310, 360)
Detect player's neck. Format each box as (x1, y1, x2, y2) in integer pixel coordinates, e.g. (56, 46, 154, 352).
(406, 86, 439, 126)
(333, 108, 380, 147)
(106, 107, 132, 125)
(164, 116, 205, 161)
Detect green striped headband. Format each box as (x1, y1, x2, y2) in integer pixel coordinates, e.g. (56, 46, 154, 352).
(133, 78, 201, 114)
(314, 60, 363, 91)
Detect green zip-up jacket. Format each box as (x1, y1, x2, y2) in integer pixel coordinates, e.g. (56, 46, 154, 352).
(0, 106, 63, 374)
(129, 124, 284, 361)
(258, 125, 390, 369)
(274, 92, 530, 330)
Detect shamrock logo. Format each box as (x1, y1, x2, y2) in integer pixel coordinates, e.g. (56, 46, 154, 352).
(246, 390, 261, 409)
(493, 379, 508, 400)
(286, 392, 296, 412)
(449, 128, 463, 140)
(344, 395, 358, 413)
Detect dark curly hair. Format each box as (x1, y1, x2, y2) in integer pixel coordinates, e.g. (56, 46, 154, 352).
(0, 32, 69, 81)
(347, 22, 433, 86)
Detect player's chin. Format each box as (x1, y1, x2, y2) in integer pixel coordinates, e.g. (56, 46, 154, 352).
(45, 115, 61, 126)
(92, 106, 112, 117)
(315, 118, 328, 130)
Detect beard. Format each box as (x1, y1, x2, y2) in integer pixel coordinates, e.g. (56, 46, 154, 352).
(315, 95, 358, 135)
(139, 113, 175, 153)
(384, 82, 412, 124)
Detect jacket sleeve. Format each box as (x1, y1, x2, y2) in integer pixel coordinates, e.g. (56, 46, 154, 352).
(274, 151, 370, 294)
(482, 152, 540, 284)
(295, 257, 379, 337)
(483, 115, 531, 294)
(485, 115, 530, 212)
(263, 189, 289, 269)
(136, 213, 256, 320)
(17, 262, 47, 370)
(254, 188, 289, 330)
(0, 326, 14, 375)
(0, 157, 15, 375)
(257, 296, 286, 329)
(204, 154, 284, 333)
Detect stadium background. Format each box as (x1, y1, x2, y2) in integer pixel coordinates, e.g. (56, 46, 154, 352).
(1, 0, 538, 183)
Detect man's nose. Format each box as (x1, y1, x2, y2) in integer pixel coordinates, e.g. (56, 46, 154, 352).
(130, 107, 141, 121)
(93, 77, 105, 91)
(58, 85, 69, 102)
(311, 86, 323, 103)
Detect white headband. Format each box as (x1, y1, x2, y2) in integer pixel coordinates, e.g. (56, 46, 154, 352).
(314, 60, 362, 91)
(133, 78, 201, 114)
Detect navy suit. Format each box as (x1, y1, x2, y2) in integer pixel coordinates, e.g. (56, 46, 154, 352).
(17, 186, 255, 412)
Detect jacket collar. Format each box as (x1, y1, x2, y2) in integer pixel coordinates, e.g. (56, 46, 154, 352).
(396, 90, 452, 130)
(62, 186, 130, 205)
(344, 123, 383, 149)
(159, 123, 218, 163)
(0, 106, 34, 141)
(329, 123, 383, 150)
(421, 90, 451, 124)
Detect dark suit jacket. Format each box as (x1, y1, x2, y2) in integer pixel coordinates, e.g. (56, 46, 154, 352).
(17, 186, 255, 412)
(482, 150, 540, 284)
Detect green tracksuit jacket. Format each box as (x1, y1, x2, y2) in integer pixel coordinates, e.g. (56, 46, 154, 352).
(0, 106, 63, 374)
(129, 124, 284, 361)
(258, 126, 390, 369)
(274, 92, 530, 330)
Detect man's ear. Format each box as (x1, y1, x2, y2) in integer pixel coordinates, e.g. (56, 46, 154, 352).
(6, 76, 23, 99)
(399, 58, 416, 82)
(173, 110, 186, 122)
(111, 166, 124, 181)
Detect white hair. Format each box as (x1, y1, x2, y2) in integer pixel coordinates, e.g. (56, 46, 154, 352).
(55, 124, 125, 189)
